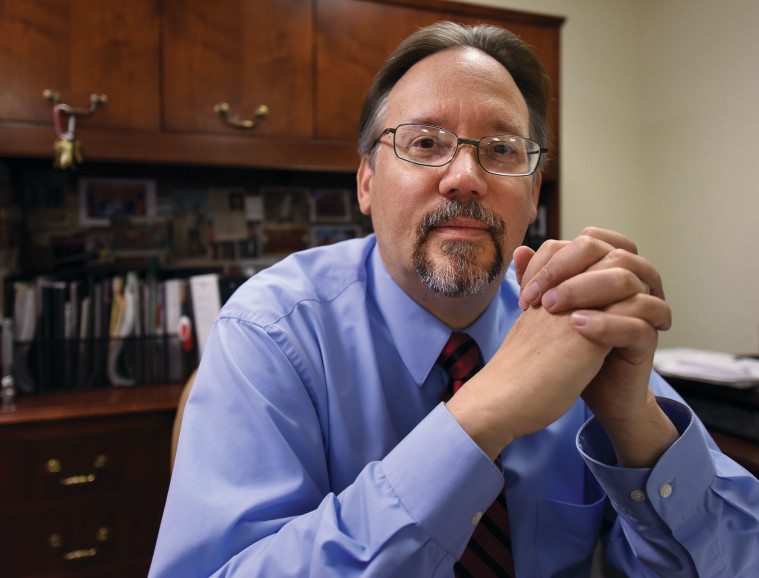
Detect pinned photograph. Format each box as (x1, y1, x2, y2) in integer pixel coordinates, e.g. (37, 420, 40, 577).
(261, 186, 311, 224)
(209, 187, 248, 242)
(244, 194, 264, 221)
(169, 188, 211, 258)
(310, 188, 352, 222)
(78, 178, 156, 226)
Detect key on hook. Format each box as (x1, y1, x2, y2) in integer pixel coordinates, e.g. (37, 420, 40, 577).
(53, 106, 83, 169)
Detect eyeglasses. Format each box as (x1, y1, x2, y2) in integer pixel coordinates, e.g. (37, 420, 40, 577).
(375, 123, 547, 176)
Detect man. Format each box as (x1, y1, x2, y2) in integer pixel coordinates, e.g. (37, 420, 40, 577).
(150, 22, 759, 577)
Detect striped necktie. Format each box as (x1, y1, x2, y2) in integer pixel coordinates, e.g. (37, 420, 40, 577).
(439, 332, 515, 578)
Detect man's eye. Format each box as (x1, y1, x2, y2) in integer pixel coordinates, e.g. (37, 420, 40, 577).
(491, 143, 516, 156)
(412, 137, 439, 149)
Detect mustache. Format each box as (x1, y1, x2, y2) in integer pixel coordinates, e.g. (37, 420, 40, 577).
(417, 199, 505, 239)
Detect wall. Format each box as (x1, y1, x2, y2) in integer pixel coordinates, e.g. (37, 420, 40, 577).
(460, 0, 759, 354)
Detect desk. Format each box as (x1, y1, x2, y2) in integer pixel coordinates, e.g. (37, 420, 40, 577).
(667, 377, 759, 477)
(0, 384, 182, 578)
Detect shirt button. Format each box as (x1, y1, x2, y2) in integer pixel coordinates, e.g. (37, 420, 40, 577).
(630, 489, 646, 502)
(659, 483, 673, 498)
(470, 511, 483, 525)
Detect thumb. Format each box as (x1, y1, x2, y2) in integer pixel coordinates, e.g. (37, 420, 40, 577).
(513, 245, 535, 286)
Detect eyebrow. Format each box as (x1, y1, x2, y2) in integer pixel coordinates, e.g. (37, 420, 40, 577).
(400, 116, 528, 137)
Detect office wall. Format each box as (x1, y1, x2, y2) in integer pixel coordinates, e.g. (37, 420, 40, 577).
(460, 0, 759, 354)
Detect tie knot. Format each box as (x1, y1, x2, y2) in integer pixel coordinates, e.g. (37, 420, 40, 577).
(438, 332, 483, 395)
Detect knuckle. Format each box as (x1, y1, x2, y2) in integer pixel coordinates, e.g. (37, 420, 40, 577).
(634, 318, 656, 341)
(575, 234, 596, 252)
(557, 279, 575, 304)
(607, 247, 632, 264)
(542, 239, 564, 253)
(535, 260, 556, 286)
(580, 226, 600, 238)
(611, 268, 639, 293)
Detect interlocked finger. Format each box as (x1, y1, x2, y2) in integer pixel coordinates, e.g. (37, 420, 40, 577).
(519, 236, 615, 309)
(540, 268, 653, 314)
(570, 310, 659, 359)
(602, 293, 671, 330)
(584, 249, 664, 300)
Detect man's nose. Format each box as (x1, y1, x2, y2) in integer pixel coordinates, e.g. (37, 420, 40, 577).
(439, 142, 488, 198)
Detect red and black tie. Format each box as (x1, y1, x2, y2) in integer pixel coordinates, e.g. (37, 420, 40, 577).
(439, 332, 515, 578)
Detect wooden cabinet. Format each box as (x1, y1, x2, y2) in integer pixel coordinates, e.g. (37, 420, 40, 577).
(0, 385, 182, 578)
(162, 0, 313, 138)
(316, 0, 561, 167)
(0, 0, 160, 132)
(0, 0, 562, 179)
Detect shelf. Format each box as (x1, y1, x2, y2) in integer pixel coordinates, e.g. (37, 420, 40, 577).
(0, 383, 183, 426)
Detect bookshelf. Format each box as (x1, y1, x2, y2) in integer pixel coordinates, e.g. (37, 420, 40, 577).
(0, 158, 367, 394)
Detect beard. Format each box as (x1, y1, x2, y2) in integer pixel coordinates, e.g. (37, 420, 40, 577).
(413, 199, 506, 297)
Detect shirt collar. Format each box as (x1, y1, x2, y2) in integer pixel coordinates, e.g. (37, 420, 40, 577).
(369, 240, 521, 387)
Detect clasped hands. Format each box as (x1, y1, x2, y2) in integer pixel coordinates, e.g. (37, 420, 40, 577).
(447, 227, 679, 465)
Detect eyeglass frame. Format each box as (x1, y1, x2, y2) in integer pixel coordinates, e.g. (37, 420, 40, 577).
(374, 123, 548, 177)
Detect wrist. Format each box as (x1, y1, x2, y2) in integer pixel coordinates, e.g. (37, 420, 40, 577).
(598, 399, 679, 468)
(445, 383, 515, 460)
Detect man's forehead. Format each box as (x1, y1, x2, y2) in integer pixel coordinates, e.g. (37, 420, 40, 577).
(385, 48, 530, 135)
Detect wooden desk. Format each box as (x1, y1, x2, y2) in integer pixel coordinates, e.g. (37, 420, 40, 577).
(667, 377, 759, 477)
(0, 384, 182, 578)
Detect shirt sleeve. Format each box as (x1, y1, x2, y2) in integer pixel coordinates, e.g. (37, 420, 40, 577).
(149, 316, 502, 578)
(577, 393, 759, 577)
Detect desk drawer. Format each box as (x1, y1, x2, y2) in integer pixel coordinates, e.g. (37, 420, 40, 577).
(0, 414, 169, 503)
(7, 503, 120, 577)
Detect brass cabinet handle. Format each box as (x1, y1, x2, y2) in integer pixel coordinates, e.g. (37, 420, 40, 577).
(42, 88, 107, 168)
(213, 102, 269, 130)
(45, 454, 109, 485)
(49, 527, 108, 561)
(43, 89, 108, 116)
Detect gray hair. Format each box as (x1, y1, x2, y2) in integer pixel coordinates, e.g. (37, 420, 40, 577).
(357, 21, 551, 170)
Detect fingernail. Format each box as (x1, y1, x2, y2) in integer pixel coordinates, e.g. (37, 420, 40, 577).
(521, 281, 540, 305)
(542, 289, 557, 311)
(571, 312, 590, 327)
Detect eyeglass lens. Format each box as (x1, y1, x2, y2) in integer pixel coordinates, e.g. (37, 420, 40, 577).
(392, 124, 539, 175)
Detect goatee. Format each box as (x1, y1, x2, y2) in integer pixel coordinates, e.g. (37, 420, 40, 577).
(413, 199, 506, 297)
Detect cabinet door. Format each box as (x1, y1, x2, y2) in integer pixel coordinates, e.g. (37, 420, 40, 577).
(162, 0, 314, 138)
(316, 0, 446, 141)
(0, 0, 160, 131)
(316, 0, 560, 151)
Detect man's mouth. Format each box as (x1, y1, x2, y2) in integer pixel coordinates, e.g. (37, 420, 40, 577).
(433, 217, 490, 237)
(417, 198, 505, 244)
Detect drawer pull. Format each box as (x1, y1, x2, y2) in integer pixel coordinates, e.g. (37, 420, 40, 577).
(63, 548, 97, 561)
(49, 527, 109, 561)
(46, 453, 109, 485)
(213, 102, 269, 130)
(60, 473, 96, 486)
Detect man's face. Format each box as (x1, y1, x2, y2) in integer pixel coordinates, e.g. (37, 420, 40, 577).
(358, 47, 541, 301)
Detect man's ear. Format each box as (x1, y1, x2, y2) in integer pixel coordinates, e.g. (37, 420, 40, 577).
(356, 155, 374, 216)
(529, 170, 542, 222)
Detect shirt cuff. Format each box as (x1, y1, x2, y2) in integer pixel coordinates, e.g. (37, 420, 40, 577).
(381, 402, 504, 557)
(577, 396, 715, 530)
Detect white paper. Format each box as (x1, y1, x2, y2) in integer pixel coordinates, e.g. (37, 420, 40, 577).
(654, 347, 759, 388)
(189, 273, 222, 357)
(244, 194, 264, 221)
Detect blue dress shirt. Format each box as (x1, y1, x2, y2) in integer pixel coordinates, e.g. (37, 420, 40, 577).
(150, 235, 759, 577)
